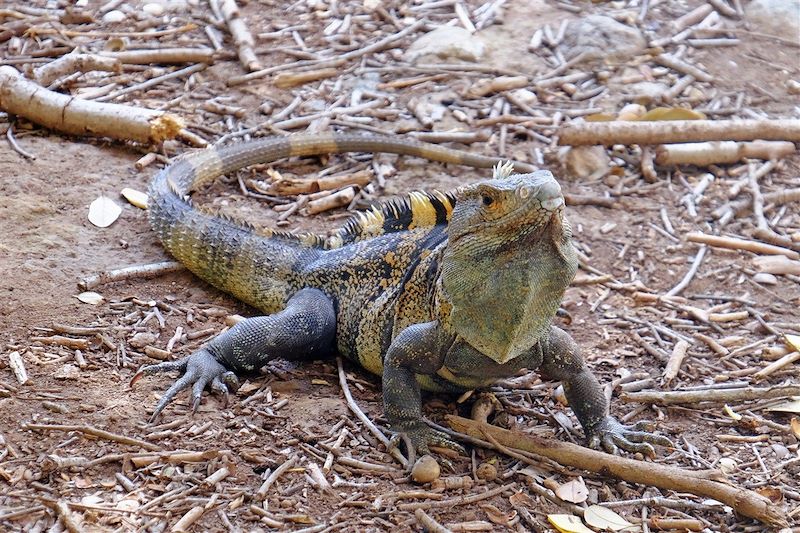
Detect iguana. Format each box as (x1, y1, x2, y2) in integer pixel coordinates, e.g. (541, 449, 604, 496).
(132, 132, 669, 456)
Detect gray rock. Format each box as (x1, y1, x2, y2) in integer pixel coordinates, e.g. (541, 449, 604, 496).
(130, 331, 158, 349)
(746, 0, 800, 41)
(561, 15, 646, 61)
(628, 81, 670, 104)
(404, 26, 485, 63)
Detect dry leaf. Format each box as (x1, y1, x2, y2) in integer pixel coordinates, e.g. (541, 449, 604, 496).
(88, 195, 122, 227)
(767, 399, 800, 414)
(584, 505, 640, 532)
(755, 486, 783, 503)
(791, 417, 800, 439)
(639, 107, 706, 121)
(555, 478, 589, 504)
(723, 404, 742, 421)
(480, 503, 516, 527)
(548, 514, 595, 533)
(311, 379, 331, 386)
(785, 334, 800, 353)
(76, 291, 104, 305)
(121, 187, 149, 209)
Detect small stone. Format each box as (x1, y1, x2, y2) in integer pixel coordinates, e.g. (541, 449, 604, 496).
(561, 15, 646, 61)
(618, 103, 646, 121)
(404, 26, 485, 63)
(130, 332, 158, 349)
(787, 80, 800, 95)
(718, 457, 737, 474)
(102, 10, 126, 23)
(627, 82, 670, 105)
(509, 88, 538, 106)
(476, 462, 497, 481)
(143, 3, 165, 16)
(753, 272, 778, 285)
(561, 145, 610, 180)
(745, 0, 800, 41)
(54, 364, 80, 380)
(411, 455, 440, 484)
(771, 443, 790, 460)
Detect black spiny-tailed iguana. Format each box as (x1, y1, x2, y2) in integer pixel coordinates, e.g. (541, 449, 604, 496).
(132, 132, 669, 456)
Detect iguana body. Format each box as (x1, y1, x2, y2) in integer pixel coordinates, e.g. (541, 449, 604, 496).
(135, 132, 667, 455)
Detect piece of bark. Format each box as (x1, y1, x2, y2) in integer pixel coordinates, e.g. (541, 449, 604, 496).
(752, 255, 800, 276)
(33, 52, 121, 86)
(559, 119, 800, 146)
(447, 416, 785, 527)
(0, 66, 183, 143)
(221, 0, 261, 72)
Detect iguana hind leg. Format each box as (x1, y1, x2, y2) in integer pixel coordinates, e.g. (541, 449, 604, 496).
(132, 288, 336, 422)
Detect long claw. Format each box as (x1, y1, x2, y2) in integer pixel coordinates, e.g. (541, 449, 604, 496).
(149, 372, 194, 422)
(211, 377, 230, 408)
(130, 359, 188, 387)
(588, 416, 670, 456)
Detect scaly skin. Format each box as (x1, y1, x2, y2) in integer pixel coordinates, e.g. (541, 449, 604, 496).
(133, 132, 670, 457)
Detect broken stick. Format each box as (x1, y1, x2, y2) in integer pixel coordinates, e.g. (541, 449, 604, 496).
(0, 66, 183, 144)
(558, 119, 800, 146)
(447, 416, 785, 527)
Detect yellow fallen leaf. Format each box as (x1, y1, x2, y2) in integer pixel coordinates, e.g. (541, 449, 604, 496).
(548, 514, 595, 533)
(584, 505, 640, 532)
(121, 187, 149, 209)
(639, 107, 706, 121)
(785, 334, 800, 352)
(88, 195, 121, 228)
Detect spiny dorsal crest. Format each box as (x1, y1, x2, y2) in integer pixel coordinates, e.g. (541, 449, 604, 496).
(330, 190, 455, 248)
(493, 160, 516, 179)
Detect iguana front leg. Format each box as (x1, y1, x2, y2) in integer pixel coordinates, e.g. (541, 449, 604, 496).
(383, 321, 465, 455)
(541, 326, 672, 456)
(132, 288, 336, 422)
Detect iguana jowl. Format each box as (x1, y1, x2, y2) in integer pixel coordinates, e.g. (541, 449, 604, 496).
(133, 132, 668, 455)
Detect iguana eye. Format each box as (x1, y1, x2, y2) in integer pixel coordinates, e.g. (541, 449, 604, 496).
(482, 195, 494, 206)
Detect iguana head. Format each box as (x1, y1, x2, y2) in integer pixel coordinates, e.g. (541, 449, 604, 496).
(441, 169, 578, 364)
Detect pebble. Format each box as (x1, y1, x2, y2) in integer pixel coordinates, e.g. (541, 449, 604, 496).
(753, 272, 778, 285)
(718, 457, 737, 474)
(130, 331, 158, 349)
(143, 3, 165, 16)
(102, 10, 126, 24)
(411, 455, 440, 483)
(560, 145, 610, 180)
(54, 364, 80, 380)
(404, 26, 486, 63)
(771, 443, 790, 460)
(561, 15, 646, 61)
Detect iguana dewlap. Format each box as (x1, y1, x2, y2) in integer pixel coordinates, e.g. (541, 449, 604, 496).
(133, 132, 669, 456)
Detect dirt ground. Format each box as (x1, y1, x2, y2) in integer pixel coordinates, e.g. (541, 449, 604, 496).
(1, 0, 799, 532)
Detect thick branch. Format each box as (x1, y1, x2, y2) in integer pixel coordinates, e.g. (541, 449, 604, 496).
(0, 66, 183, 143)
(558, 119, 800, 146)
(447, 416, 785, 527)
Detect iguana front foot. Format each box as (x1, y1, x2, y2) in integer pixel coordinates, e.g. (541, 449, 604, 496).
(587, 417, 672, 457)
(397, 421, 466, 458)
(131, 349, 239, 423)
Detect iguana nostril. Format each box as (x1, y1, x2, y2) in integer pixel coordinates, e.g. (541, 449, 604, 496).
(537, 178, 564, 210)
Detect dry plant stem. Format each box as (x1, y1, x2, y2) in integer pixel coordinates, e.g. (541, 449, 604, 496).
(79, 261, 186, 290)
(686, 232, 799, 259)
(171, 506, 204, 532)
(663, 340, 690, 386)
(23, 423, 161, 451)
(33, 52, 121, 86)
(655, 141, 795, 166)
(256, 455, 297, 498)
(753, 350, 800, 381)
(665, 245, 707, 297)
(654, 54, 713, 82)
(622, 384, 800, 405)
(398, 483, 515, 511)
(0, 66, 183, 143)
(447, 416, 784, 527)
(414, 509, 453, 533)
(100, 48, 215, 65)
(221, 0, 260, 71)
(752, 255, 800, 275)
(336, 357, 409, 469)
(228, 20, 424, 86)
(558, 119, 800, 146)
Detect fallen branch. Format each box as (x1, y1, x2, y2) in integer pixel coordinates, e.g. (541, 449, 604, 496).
(655, 141, 796, 166)
(686, 231, 799, 259)
(23, 423, 161, 451)
(33, 52, 121, 86)
(447, 416, 785, 527)
(0, 66, 183, 143)
(621, 384, 800, 405)
(221, 0, 261, 72)
(558, 119, 800, 146)
(78, 261, 186, 290)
